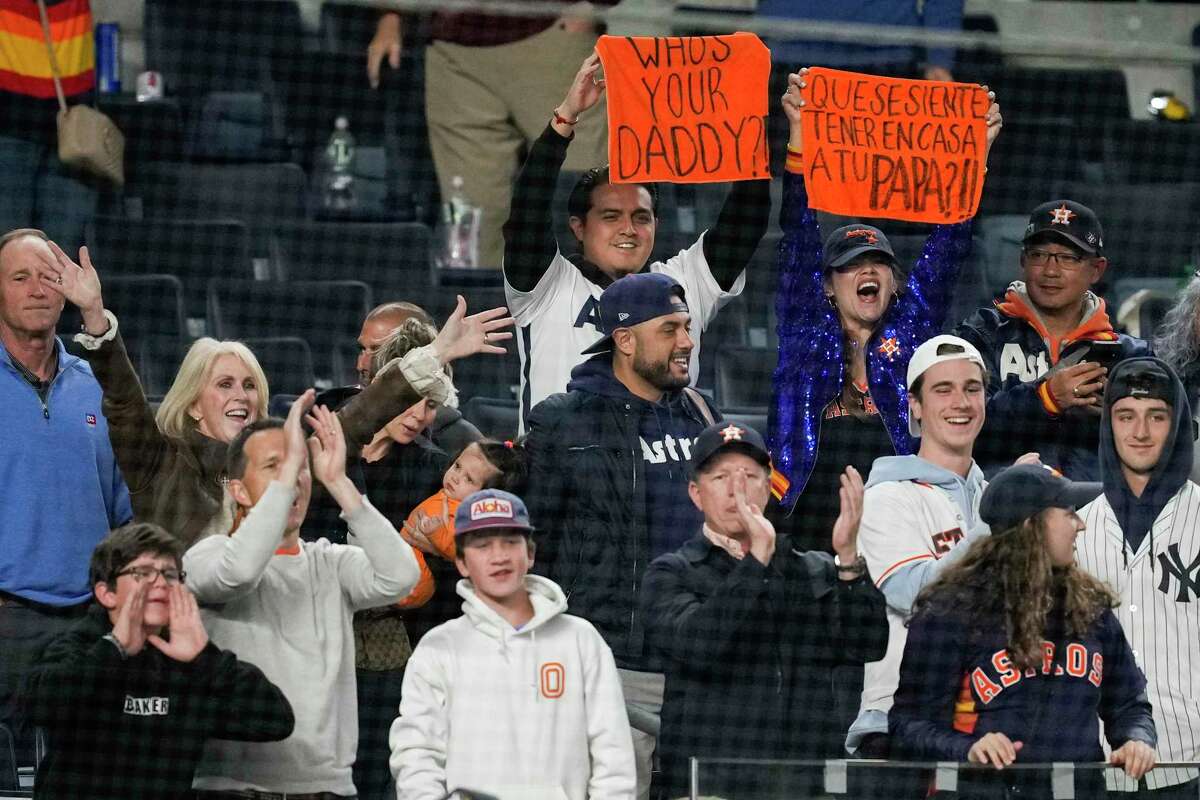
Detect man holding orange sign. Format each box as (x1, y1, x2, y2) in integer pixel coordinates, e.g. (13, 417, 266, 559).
(502, 42, 772, 434)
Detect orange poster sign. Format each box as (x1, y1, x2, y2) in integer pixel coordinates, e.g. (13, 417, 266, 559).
(595, 33, 771, 184)
(800, 68, 990, 224)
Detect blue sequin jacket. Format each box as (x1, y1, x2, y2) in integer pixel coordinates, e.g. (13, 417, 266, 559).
(769, 172, 974, 508)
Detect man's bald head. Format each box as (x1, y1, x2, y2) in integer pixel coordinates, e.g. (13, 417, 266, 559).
(357, 301, 436, 384)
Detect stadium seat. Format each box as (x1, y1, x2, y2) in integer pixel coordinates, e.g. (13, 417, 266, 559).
(977, 214, 1027, 297)
(270, 220, 432, 302)
(723, 409, 769, 439)
(102, 275, 188, 398)
(144, 0, 301, 98)
(1052, 180, 1200, 281)
(84, 217, 252, 322)
(1102, 120, 1200, 184)
(96, 95, 185, 169)
(742, 231, 781, 349)
(123, 162, 307, 251)
(978, 120, 1082, 217)
(274, 51, 388, 154)
(715, 346, 777, 411)
(0, 722, 17, 790)
(884, 234, 992, 331)
(427, 272, 507, 327)
(243, 337, 317, 397)
(461, 396, 520, 441)
(268, 393, 299, 418)
(961, 65, 1129, 158)
(207, 279, 372, 385)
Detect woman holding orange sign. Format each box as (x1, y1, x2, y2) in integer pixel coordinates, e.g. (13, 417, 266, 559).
(768, 68, 1002, 555)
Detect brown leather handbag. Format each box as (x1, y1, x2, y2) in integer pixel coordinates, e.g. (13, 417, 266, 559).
(35, 0, 125, 186)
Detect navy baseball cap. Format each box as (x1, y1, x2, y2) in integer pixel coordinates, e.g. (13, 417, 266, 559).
(1023, 200, 1104, 255)
(454, 489, 535, 538)
(689, 421, 772, 475)
(979, 464, 1102, 532)
(822, 224, 896, 271)
(1106, 360, 1175, 409)
(581, 272, 689, 355)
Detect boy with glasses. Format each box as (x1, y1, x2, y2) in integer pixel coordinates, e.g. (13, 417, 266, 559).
(24, 522, 295, 798)
(956, 199, 1150, 478)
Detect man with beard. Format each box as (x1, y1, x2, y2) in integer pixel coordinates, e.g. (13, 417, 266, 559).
(1076, 358, 1200, 796)
(524, 271, 720, 799)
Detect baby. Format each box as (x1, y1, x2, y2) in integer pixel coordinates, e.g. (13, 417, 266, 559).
(398, 440, 527, 606)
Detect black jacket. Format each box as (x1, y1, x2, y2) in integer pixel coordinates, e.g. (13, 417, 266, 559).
(524, 355, 718, 671)
(956, 284, 1151, 479)
(641, 534, 888, 799)
(25, 605, 294, 799)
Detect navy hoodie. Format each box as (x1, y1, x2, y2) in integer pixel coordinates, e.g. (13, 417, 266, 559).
(1100, 357, 1195, 554)
(566, 354, 707, 560)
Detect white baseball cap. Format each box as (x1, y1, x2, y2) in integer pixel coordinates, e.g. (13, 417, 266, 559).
(906, 334, 987, 437)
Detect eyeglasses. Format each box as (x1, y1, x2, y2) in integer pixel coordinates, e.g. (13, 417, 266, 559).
(116, 566, 186, 585)
(1023, 248, 1087, 269)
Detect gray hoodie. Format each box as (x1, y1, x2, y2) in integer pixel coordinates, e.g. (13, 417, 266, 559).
(864, 454, 990, 611)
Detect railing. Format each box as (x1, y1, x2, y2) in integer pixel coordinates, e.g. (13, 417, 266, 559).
(689, 757, 1200, 799)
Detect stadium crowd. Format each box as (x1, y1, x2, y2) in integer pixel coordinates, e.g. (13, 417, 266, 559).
(4, 3, 1200, 800)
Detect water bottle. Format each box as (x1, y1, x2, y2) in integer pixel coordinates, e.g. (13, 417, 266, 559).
(436, 175, 482, 268)
(322, 116, 357, 212)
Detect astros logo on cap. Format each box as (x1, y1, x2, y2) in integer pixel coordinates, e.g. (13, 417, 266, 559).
(719, 424, 744, 443)
(470, 497, 514, 520)
(844, 228, 879, 244)
(1050, 204, 1076, 225)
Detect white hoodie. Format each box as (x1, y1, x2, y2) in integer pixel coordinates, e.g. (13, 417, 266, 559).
(390, 575, 636, 800)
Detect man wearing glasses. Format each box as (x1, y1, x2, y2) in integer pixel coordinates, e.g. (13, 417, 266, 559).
(24, 522, 295, 798)
(956, 199, 1150, 478)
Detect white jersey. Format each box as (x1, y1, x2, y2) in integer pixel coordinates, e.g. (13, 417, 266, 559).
(848, 476, 983, 751)
(505, 232, 744, 431)
(1076, 482, 1200, 791)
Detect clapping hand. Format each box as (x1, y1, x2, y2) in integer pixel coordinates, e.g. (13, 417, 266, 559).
(147, 584, 209, 663)
(305, 404, 348, 488)
(830, 465, 864, 569)
(733, 469, 776, 566)
(280, 390, 315, 486)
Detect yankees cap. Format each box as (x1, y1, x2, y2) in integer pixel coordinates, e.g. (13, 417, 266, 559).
(454, 489, 535, 538)
(822, 224, 897, 272)
(690, 421, 772, 476)
(979, 463, 1103, 532)
(581, 272, 689, 355)
(1023, 199, 1104, 256)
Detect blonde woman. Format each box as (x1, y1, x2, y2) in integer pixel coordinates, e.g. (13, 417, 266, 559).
(36, 242, 514, 546)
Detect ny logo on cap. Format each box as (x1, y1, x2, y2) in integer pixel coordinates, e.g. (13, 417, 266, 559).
(470, 497, 513, 520)
(844, 228, 878, 244)
(719, 424, 745, 443)
(1050, 204, 1076, 225)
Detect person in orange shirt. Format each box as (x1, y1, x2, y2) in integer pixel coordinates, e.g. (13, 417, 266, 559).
(397, 439, 527, 607)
